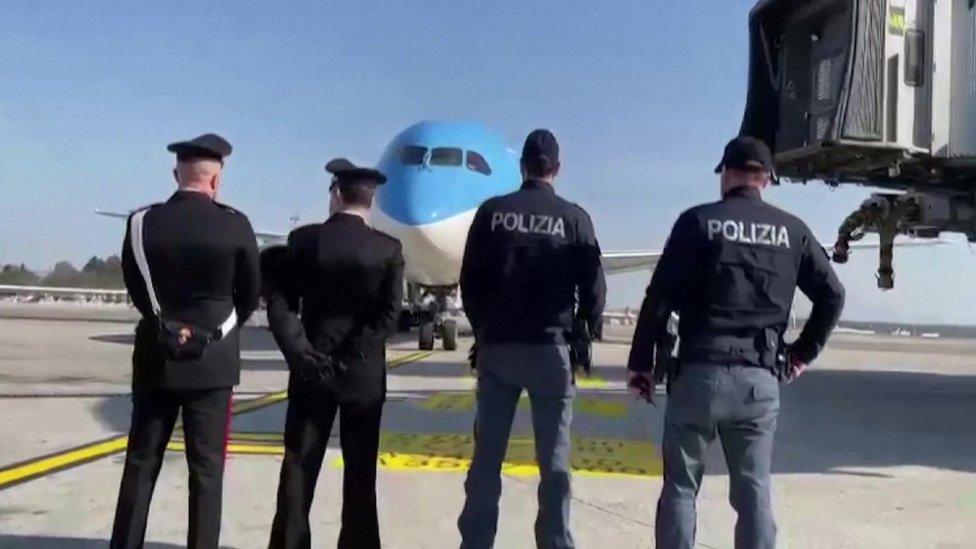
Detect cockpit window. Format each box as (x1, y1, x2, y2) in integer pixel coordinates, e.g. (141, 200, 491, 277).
(466, 151, 492, 176)
(430, 147, 463, 166)
(400, 145, 427, 165)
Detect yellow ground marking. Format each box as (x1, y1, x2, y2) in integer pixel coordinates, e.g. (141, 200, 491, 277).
(195, 430, 660, 478)
(0, 436, 130, 489)
(223, 432, 285, 443)
(0, 350, 435, 490)
(575, 397, 627, 418)
(338, 432, 661, 478)
(418, 392, 477, 411)
(417, 392, 627, 418)
(387, 350, 435, 369)
(575, 375, 608, 389)
(230, 391, 289, 415)
(167, 440, 285, 455)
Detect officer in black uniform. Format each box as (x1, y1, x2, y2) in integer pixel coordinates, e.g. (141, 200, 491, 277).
(627, 136, 845, 549)
(458, 129, 606, 549)
(267, 158, 404, 549)
(111, 134, 261, 549)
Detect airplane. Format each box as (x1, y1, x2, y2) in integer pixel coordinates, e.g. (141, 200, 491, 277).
(366, 121, 662, 350)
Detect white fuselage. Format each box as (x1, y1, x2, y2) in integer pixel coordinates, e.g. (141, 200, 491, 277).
(370, 206, 476, 288)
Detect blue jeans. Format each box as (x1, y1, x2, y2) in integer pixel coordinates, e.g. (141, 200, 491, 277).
(458, 343, 575, 549)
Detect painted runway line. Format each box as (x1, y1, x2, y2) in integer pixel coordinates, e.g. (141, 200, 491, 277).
(171, 431, 663, 479)
(417, 391, 628, 418)
(0, 350, 433, 490)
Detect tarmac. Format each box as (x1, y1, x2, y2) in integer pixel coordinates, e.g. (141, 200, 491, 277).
(0, 305, 973, 548)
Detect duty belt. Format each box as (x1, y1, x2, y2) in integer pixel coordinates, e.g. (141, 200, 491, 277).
(680, 332, 776, 368)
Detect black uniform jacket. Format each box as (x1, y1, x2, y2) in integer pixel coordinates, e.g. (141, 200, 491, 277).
(628, 186, 845, 371)
(266, 213, 404, 403)
(460, 179, 606, 345)
(122, 191, 261, 390)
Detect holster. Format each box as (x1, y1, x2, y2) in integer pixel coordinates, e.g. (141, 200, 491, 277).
(568, 317, 593, 376)
(761, 328, 795, 382)
(652, 330, 679, 392)
(468, 342, 479, 372)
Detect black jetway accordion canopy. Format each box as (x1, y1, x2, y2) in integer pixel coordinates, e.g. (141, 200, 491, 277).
(740, 0, 888, 170)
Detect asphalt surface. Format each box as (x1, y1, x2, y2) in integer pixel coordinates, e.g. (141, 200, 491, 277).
(0, 306, 974, 548)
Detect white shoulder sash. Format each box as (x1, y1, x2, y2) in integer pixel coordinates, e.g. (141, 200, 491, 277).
(129, 209, 237, 338)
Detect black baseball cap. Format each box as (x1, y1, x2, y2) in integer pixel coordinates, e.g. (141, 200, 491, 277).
(715, 135, 774, 174)
(167, 133, 232, 162)
(521, 129, 559, 169)
(325, 158, 387, 185)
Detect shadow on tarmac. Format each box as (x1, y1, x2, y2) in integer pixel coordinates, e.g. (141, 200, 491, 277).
(0, 536, 211, 548)
(89, 333, 134, 345)
(774, 368, 976, 474)
(86, 326, 976, 475)
(88, 370, 976, 476)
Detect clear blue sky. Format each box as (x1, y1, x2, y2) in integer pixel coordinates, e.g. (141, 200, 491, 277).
(2, 0, 974, 323)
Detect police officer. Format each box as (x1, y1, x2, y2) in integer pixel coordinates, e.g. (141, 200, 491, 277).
(111, 134, 261, 548)
(267, 159, 404, 549)
(627, 136, 845, 549)
(458, 129, 606, 549)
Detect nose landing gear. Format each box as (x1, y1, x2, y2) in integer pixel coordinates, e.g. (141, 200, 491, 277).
(407, 284, 462, 351)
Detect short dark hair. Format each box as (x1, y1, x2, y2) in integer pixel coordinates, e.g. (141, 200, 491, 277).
(336, 181, 376, 208)
(521, 158, 557, 179)
(521, 129, 560, 179)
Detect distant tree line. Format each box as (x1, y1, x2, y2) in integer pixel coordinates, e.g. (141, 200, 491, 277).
(0, 256, 124, 289)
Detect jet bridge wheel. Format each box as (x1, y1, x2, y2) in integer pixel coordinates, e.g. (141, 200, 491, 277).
(419, 322, 435, 351)
(442, 319, 458, 351)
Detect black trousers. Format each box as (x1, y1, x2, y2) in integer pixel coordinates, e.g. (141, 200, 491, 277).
(110, 387, 232, 549)
(269, 380, 384, 549)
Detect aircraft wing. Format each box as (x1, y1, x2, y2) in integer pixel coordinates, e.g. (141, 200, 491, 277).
(94, 209, 129, 219)
(255, 231, 287, 247)
(598, 238, 944, 277)
(601, 251, 662, 275)
(829, 237, 949, 253)
(99, 209, 287, 249)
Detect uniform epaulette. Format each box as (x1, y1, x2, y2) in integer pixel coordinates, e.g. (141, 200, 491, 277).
(570, 201, 592, 219)
(371, 227, 400, 244)
(130, 203, 162, 216)
(214, 201, 243, 215)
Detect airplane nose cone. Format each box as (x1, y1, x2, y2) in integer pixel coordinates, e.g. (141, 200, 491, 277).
(376, 169, 469, 226)
(380, 184, 438, 225)
(392, 209, 472, 286)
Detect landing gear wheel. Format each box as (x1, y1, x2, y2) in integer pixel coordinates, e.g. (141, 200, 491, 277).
(419, 322, 435, 351)
(442, 319, 458, 351)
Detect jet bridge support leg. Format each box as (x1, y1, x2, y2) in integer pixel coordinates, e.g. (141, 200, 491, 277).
(831, 193, 923, 290)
